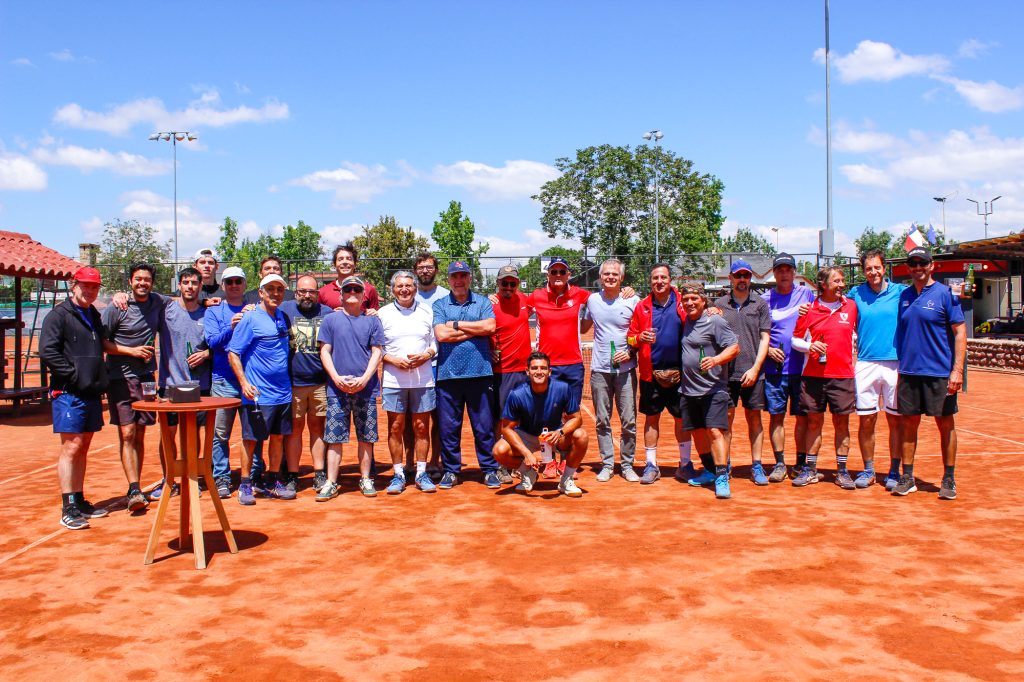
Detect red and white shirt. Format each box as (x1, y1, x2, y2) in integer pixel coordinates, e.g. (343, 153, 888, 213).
(792, 297, 858, 379)
(526, 285, 590, 366)
(492, 290, 533, 373)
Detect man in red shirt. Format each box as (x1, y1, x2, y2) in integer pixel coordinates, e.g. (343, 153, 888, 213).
(791, 266, 858, 488)
(490, 264, 532, 483)
(319, 242, 381, 312)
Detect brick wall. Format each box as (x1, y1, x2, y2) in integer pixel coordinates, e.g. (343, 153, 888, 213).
(968, 338, 1024, 373)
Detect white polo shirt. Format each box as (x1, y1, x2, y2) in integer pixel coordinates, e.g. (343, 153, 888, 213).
(377, 300, 437, 389)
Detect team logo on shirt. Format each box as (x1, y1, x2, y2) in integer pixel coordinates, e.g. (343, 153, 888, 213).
(926, 300, 936, 310)
(839, 312, 849, 323)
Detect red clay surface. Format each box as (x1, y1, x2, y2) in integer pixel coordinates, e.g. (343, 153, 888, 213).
(2, 370, 1024, 680)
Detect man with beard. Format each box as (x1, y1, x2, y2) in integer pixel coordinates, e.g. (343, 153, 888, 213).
(319, 242, 380, 312)
(40, 267, 110, 529)
(279, 274, 333, 495)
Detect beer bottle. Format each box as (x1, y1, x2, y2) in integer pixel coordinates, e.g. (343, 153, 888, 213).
(610, 340, 620, 372)
(699, 345, 708, 374)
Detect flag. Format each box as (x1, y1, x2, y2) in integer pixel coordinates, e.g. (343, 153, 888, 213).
(926, 223, 938, 244)
(904, 226, 926, 252)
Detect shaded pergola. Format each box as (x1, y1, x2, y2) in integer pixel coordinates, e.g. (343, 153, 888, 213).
(936, 232, 1024, 319)
(0, 230, 83, 414)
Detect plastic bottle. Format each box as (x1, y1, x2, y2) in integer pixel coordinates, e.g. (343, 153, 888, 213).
(540, 428, 554, 462)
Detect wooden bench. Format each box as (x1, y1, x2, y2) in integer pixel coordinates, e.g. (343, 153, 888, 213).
(0, 386, 49, 417)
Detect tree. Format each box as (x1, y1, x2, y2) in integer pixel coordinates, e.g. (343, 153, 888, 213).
(278, 220, 324, 277)
(352, 215, 430, 293)
(431, 200, 489, 282)
(96, 219, 172, 292)
(216, 216, 239, 264)
(719, 227, 776, 256)
(215, 217, 325, 284)
(533, 144, 725, 276)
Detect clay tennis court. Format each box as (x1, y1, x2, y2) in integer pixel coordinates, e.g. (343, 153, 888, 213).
(2, 369, 1022, 680)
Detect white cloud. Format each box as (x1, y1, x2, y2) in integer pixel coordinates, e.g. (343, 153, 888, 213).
(431, 160, 559, 201)
(719, 220, 857, 259)
(288, 162, 407, 207)
(320, 223, 365, 245)
(808, 121, 900, 153)
(886, 128, 1024, 184)
(840, 163, 893, 188)
(115, 190, 220, 257)
(0, 155, 47, 190)
(49, 48, 75, 62)
(80, 216, 104, 239)
(32, 145, 171, 176)
(10, 57, 33, 67)
(814, 40, 949, 83)
(473, 227, 573, 259)
(958, 39, 996, 59)
(53, 91, 289, 136)
(931, 75, 1024, 113)
(234, 82, 251, 94)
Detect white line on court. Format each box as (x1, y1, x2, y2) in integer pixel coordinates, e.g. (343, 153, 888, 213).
(957, 428, 1024, 447)
(0, 443, 116, 486)
(0, 529, 64, 566)
(960, 403, 1024, 420)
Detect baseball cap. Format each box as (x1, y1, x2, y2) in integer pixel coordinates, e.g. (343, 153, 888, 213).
(730, 259, 753, 274)
(193, 248, 219, 263)
(497, 264, 520, 280)
(221, 266, 246, 281)
(259, 274, 287, 289)
(72, 266, 102, 284)
(772, 253, 796, 269)
(548, 257, 570, 271)
(906, 246, 933, 263)
(447, 260, 471, 275)
(340, 275, 364, 290)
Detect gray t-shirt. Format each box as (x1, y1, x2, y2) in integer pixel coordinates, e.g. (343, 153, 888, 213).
(158, 300, 211, 390)
(681, 314, 737, 397)
(584, 291, 639, 373)
(713, 291, 771, 381)
(102, 293, 164, 379)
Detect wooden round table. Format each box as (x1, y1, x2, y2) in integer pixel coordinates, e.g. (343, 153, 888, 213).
(132, 396, 240, 569)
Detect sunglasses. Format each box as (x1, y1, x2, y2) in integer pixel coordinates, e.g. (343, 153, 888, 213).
(223, 278, 244, 285)
(907, 260, 928, 267)
(548, 269, 568, 276)
(342, 286, 364, 294)
(732, 272, 752, 279)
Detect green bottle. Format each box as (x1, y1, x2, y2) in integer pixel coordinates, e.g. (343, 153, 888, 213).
(699, 346, 708, 374)
(610, 340, 620, 371)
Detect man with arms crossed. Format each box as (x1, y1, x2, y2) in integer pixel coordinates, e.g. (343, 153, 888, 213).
(378, 271, 438, 494)
(40, 267, 110, 529)
(678, 282, 740, 499)
(228, 274, 296, 504)
(893, 246, 966, 499)
(316, 276, 386, 500)
(279, 274, 333, 495)
(791, 267, 858, 488)
(493, 352, 588, 497)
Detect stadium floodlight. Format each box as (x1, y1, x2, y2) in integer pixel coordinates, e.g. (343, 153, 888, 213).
(149, 131, 199, 267)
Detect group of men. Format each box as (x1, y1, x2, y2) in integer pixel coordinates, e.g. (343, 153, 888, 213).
(40, 241, 966, 530)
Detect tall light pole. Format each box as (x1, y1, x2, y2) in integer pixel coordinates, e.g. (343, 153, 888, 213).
(932, 191, 957, 239)
(821, 0, 835, 262)
(642, 129, 664, 261)
(771, 226, 780, 251)
(149, 131, 198, 267)
(966, 195, 1001, 238)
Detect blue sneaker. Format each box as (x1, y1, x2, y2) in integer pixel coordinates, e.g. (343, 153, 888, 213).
(484, 471, 502, 489)
(147, 479, 180, 502)
(252, 474, 272, 498)
(386, 475, 406, 495)
(237, 482, 255, 506)
(687, 469, 715, 487)
(884, 472, 900, 491)
(438, 472, 458, 489)
(792, 467, 820, 487)
(714, 474, 731, 499)
(750, 462, 769, 486)
(415, 472, 437, 493)
(855, 469, 877, 488)
(270, 479, 296, 500)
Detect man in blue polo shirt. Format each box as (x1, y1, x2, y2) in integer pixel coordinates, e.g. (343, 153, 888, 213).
(432, 260, 501, 490)
(850, 248, 908, 490)
(894, 246, 966, 500)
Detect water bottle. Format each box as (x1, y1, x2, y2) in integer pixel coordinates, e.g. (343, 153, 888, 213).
(540, 428, 554, 462)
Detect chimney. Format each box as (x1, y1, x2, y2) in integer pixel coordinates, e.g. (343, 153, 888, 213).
(78, 243, 99, 266)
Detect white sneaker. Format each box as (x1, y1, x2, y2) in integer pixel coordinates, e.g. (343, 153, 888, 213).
(516, 467, 538, 492)
(621, 466, 640, 482)
(596, 467, 614, 482)
(558, 476, 583, 498)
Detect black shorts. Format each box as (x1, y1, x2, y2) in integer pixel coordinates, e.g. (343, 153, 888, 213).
(157, 388, 211, 427)
(639, 378, 682, 418)
(897, 374, 958, 417)
(727, 378, 766, 411)
(240, 403, 294, 441)
(493, 371, 528, 418)
(680, 390, 730, 431)
(799, 376, 856, 415)
(107, 377, 157, 427)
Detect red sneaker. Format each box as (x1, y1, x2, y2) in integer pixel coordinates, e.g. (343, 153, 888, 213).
(555, 460, 579, 479)
(542, 459, 559, 479)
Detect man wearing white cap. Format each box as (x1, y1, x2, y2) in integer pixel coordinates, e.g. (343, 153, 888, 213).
(227, 273, 296, 504)
(194, 248, 224, 306)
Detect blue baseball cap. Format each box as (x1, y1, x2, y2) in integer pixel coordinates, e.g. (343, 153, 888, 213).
(447, 260, 471, 275)
(730, 259, 753, 274)
(548, 257, 570, 271)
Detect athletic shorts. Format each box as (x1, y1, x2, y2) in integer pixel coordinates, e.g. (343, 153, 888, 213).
(382, 386, 435, 414)
(157, 387, 210, 427)
(106, 376, 156, 427)
(897, 374, 958, 417)
(292, 383, 328, 419)
(493, 371, 528, 418)
(550, 363, 584, 406)
(324, 393, 378, 444)
(680, 390, 730, 431)
(51, 392, 104, 434)
(799, 376, 856, 415)
(512, 427, 571, 455)
(855, 360, 899, 415)
(728, 377, 766, 411)
(638, 378, 682, 418)
(764, 374, 806, 417)
(240, 402, 293, 441)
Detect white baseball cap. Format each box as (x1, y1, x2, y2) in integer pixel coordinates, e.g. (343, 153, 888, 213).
(193, 248, 219, 263)
(221, 266, 246, 281)
(259, 273, 287, 289)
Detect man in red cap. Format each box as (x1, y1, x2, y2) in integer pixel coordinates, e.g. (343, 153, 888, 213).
(39, 267, 111, 530)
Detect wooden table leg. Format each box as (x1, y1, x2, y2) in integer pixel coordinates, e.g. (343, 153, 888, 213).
(183, 412, 206, 570)
(201, 412, 238, 554)
(144, 413, 178, 565)
(178, 418, 191, 551)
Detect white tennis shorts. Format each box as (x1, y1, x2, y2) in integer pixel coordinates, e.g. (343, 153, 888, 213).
(855, 359, 899, 415)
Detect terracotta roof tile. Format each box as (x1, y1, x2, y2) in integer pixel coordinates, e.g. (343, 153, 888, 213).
(0, 230, 83, 279)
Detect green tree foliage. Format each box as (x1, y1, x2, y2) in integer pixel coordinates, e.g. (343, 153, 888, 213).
(719, 227, 777, 256)
(96, 219, 172, 292)
(533, 144, 725, 276)
(431, 201, 489, 279)
(353, 215, 431, 295)
(216, 216, 239, 263)
(519, 246, 587, 293)
(216, 217, 324, 284)
(278, 220, 325, 276)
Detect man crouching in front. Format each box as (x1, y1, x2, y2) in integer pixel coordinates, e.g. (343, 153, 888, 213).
(492, 351, 588, 497)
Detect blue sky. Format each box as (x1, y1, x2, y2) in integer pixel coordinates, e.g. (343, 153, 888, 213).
(2, 1, 1023, 265)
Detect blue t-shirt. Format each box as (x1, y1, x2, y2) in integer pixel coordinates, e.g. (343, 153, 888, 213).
(226, 306, 292, 405)
(501, 378, 580, 436)
(433, 292, 495, 381)
(279, 300, 332, 387)
(416, 285, 449, 309)
(764, 285, 816, 375)
(896, 282, 965, 377)
(159, 300, 211, 391)
(650, 291, 683, 369)
(584, 291, 639, 372)
(204, 301, 246, 387)
(316, 311, 386, 399)
(850, 280, 907, 362)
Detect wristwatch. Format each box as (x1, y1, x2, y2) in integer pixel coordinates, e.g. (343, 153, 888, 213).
(453, 320, 460, 331)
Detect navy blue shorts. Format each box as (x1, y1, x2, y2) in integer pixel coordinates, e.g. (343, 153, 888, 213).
(240, 403, 293, 441)
(680, 390, 731, 431)
(324, 393, 378, 444)
(51, 392, 104, 434)
(764, 374, 807, 416)
(492, 371, 528, 418)
(550, 363, 584, 406)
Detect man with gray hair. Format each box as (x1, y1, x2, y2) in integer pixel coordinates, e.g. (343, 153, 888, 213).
(582, 258, 640, 482)
(378, 270, 438, 494)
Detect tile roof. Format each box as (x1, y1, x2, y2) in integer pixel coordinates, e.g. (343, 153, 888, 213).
(0, 230, 83, 279)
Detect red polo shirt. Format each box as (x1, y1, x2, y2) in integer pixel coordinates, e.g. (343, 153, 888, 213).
(492, 290, 533, 373)
(318, 279, 380, 312)
(793, 297, 858, 379)
(526, 285, 590, 366)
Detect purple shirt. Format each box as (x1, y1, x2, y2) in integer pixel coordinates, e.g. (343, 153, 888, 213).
(317, 311, 385, 399)
(764, 285, 816, 375)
